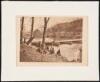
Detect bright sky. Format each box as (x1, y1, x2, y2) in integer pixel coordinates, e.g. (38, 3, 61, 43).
(23, 16, 81, 33)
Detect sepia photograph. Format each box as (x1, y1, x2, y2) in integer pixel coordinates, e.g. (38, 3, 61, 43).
(16, 16, 88, 65)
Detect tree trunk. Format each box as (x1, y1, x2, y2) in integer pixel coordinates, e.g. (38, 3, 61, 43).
(26, 37, 35, 45)
(30, 17, 34, 38)
(41, 17, 50, 50)
(26, 17, 34, 45)
(20, 17, 24, 44)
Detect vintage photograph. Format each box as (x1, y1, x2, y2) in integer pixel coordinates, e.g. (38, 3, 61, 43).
(16, 16, 87, 64)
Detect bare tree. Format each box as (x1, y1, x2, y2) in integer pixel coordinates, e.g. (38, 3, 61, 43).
(30, 17, 34, 38)
(41, 17, 50, 50)
(26, 17, 35, 45)
(20, 17, 24, 44)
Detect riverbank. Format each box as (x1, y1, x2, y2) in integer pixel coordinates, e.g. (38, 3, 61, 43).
(20, 43, 68, 62)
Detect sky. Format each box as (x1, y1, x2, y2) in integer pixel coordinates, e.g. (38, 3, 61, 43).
(20, 16, 81, 33)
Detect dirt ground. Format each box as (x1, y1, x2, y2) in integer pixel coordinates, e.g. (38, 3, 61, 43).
(20, 43, 68, 62)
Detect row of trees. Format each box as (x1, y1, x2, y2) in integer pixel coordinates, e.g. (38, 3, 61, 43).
(20, 17, 50, 51)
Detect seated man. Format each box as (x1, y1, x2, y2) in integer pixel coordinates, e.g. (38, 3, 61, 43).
(49, 46, 54, 54)
(56, 49, 61, 56)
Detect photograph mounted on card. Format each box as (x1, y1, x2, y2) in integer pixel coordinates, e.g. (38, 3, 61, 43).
(2, 1, 99, 81)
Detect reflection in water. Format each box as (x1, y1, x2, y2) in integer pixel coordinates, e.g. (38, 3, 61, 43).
(31, 41, 82, 62)
(30, 38, 82, 62)
(59, 44, 82, 62)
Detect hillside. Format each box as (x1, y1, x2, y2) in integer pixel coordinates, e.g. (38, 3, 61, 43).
(24, 18, 83, 40)
(46, 18, 83, 40)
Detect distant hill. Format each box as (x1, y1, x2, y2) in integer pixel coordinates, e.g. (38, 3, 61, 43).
(24, 18, 83, 40)
(46, 18, 83, 40)
(33, 29, 43, 38)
